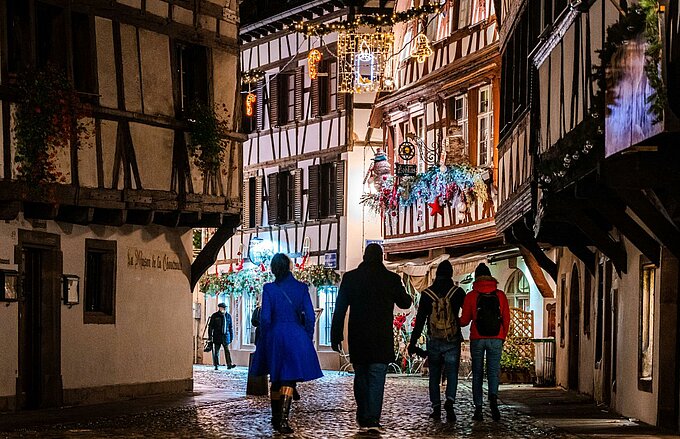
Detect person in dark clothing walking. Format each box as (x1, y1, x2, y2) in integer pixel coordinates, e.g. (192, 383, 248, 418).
(208, 303, 235, 370)
(408, 260, 466, 422)
(331, 244, 412, 434)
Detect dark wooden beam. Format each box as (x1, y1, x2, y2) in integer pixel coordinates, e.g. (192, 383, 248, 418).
(512, 224, 558, 281)
(0, 201, 21, 220)
(56, 206, 94, 225)
(24, 202, 59, 220)
(614, 188, 680, 259)
(92, 208, 127, 226)
(154, 211, 181, 228)
(566, 211, 627, 274)
(518, 245, 555, 298)
(566, 243, 596, 276)
(589, 196, 661, 266)
(190, 215, 240, 290)
(177, 211, 202, 227)
(126, 209, 155, 225)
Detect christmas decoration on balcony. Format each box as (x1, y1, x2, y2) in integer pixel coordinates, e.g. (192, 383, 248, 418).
(15, 66, 91, 186)
(398, 140, 416, 161)
(307, 48, 323, 80)
(338, 31, 394, 93)
(292, 3, 441, 37)
(295, 237, 311, 270)
(536, 0, 665, 190)
(410, 33, 433, 63)
(245, 92, 256, 117)
(360, 164, 489, 216)
(428, 196, 443, 216)
(363, 148, 391, 192)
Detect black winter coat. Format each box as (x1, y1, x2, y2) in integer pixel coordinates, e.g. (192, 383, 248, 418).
(331, 261, 412, 364)
(208, 311, 233, 345)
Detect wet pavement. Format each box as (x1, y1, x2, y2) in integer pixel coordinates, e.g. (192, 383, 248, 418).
(0, 366, 664, 438)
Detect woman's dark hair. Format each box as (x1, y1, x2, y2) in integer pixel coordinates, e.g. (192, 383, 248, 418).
(270, 253, 291, 282)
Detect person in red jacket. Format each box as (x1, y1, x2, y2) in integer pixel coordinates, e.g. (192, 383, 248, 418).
(459, 263, 510, 422)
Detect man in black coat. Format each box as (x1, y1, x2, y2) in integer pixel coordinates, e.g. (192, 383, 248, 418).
(331, 244, 412, 433)
(208, 303, 235, 370)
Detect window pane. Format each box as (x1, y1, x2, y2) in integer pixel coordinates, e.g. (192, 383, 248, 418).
(640, 263, 655, 380)
(318, 286, 338, 346)
(243, 294, 255, 345)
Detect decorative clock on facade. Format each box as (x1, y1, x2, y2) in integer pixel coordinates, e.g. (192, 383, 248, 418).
(398, 141, 416, 161)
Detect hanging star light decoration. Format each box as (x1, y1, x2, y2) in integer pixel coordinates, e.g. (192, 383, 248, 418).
(307, 48, 323, 80)
(411, 33, 433, 63)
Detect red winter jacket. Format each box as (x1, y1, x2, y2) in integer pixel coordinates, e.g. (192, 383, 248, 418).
(459, 276, 511, 340)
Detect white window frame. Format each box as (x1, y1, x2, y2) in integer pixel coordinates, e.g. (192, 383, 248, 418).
(317, 286, 338, 347)
(477, 85, 493, 166)
(242, 294, 256, 346)
(453, 94, 469, 148)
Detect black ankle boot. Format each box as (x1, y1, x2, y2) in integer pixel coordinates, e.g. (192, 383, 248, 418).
(489, 394, 500, 421)
(429, 404, 441, 419)
(472, 405, 483, 421)
(278, 386, 294, 434)
(270, 388, 281, 429)
(444, 400, 456, 422)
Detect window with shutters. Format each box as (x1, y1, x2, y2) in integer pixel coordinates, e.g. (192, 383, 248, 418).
(243, 176, 263, 229)
(176, 42, 210, 111)
(278, 73, 296, 124)
(267, 170, 302, 224)
(84, 239, 116, 324)
(309, 162, 345, 220)
(477, 85, 493, 166)
(316, 61, 338, 116)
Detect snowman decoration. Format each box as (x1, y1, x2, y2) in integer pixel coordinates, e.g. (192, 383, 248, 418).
(364, 148, 391, 192)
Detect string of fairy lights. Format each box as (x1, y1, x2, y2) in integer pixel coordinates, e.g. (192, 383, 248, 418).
(241, 3, 443, 114)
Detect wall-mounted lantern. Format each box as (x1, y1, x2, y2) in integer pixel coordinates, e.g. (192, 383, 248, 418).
(1, 270, 19, 304)
(62, 275, 80, 307)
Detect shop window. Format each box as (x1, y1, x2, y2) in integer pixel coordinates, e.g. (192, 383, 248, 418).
(477, 85, 493, 166)
(559, 274, 566, 347)
(583, 271, 592, 337)
(84, 239, 116, 324)
(318, 286, 338, 347)
(176, 42, 209, 111)
(638, 258, 656, 391)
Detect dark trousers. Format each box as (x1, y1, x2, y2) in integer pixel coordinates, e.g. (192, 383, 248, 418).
(353, 363, 388, 428)
(212, 341, 232, 366)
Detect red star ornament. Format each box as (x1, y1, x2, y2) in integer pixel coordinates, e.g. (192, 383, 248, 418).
(428, 197, 444, 216)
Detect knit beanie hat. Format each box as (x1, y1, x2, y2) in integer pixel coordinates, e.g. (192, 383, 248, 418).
(474, 263, 491, 279)
(435, 260, 453, 279)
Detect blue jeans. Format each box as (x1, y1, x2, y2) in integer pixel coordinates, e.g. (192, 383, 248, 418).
(353, 363, 388, 427)
(212, 341, 232, 366)
(470, 338, 503, 407)
(427, 338, 461, 408)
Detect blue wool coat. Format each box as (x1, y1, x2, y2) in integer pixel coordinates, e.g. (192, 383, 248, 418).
(251, 273, 323, 383)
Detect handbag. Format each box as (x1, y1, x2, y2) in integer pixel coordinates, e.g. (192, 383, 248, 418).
(277, 285, 306, 326)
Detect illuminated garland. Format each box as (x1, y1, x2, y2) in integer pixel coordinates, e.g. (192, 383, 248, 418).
(241, 69, 265, 85)
(199, 264, 340, 296)
(307, 48, 322, 80)
(245, 93, 257, 116)
(292, 4, 441, 36)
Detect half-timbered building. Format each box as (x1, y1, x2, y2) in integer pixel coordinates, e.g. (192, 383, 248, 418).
(194, 0, 386, 370)
(368, 0, 554, 338)
(0, 0, 242, 410)
(496, 0, 680, 429)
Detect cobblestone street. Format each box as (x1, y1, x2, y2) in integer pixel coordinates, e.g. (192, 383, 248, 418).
(0, 366, 674, 439)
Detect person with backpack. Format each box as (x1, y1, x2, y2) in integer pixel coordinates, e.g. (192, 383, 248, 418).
(407, 260, 466, 422)
(459, 263, 511, 421)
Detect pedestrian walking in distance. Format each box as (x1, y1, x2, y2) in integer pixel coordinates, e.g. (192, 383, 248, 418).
(251, 253, 323, 434)
(331, 244, 412, 434)
(459, 263, 511, 421)
(208, 303, 235, 370)
(408, 260, 466, 422)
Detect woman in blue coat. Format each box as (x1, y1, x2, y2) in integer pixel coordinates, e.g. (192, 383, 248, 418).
(251, 253, 323, 433)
